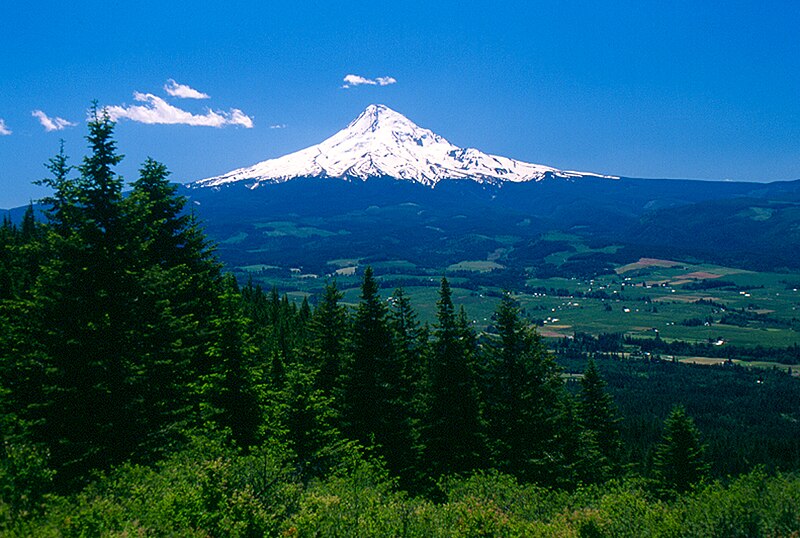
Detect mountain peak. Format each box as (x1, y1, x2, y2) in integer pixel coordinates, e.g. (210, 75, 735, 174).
(348, 104, 430, 134)
(195, 105, 615, 188)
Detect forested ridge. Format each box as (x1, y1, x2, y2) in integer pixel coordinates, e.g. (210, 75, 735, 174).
(1, 111, 799, 536)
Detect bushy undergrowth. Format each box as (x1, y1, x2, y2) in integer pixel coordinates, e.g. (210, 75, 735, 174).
(2, 435, 798, 537)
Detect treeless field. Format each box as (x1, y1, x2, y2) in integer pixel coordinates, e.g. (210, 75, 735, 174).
(680, 357, 729, 365)
(538, 324, 572, 338)
(616, 258, 683, 274)
(653, 295, 720, 303)
(677, 271, 723, 280)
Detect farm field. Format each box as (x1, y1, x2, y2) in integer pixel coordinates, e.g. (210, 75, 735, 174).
(235, 248, 800, 351)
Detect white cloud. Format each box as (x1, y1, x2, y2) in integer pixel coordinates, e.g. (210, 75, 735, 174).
(32, 110, 76, 132)
(104, 92, 253, 128)
(164, 79, 210, 99)
(270, 124, 287, 129)
(0, 119, 10, 135)
(341, 74, 397, 89)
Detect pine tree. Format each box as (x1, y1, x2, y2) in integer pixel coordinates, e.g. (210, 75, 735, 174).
(26, 106, 141, 485)
(386, 287, 425, 487)
(423, 277, 485, 478)
(389, 287, 425, 420)
(305, 281, 348, 394)
(14, 107, 226, 487)
(126, 157, 222, 454)
(129, 158, 187, 265)
(0, 218, 16, 299)
(298, 296, 312, 327)
(339, 267, 395, 447)
(203, 274, 261, 447)
(272, 364, 345, 479)
(577, 358, 622, 480)
(483, 292, 565, 483)
(653, 405, 709, 494)
(34, 139, 77, 234)
(20, 205, 38, 244)
(554, 394, 605, 487)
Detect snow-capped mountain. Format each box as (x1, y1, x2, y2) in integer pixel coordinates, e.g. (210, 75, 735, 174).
(195, 104, 616, 188)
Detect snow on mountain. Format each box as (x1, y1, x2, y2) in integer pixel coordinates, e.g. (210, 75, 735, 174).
(195, 104, 616, 188)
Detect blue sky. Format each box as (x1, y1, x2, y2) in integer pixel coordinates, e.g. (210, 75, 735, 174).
(1, 1, 799, 208)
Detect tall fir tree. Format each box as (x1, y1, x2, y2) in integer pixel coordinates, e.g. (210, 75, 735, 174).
(339, 267, 396, 449)
(577, 358, 622, 481)
(389, 287, 425, 423)
(125, 157, 222, 454)
(202, 275, 261, 448)
(34, 139, 77, 235)
(25, 106, 143, 486)
(305, 281, 349, 394)
(386, 287, 425, 487)
(483, 292, 565, 483)
(271, 363, 346, 479)
(11, 107, 226, 487)
(654, 405, 709, 494)
(0, 218, 16, 300)
(423, 277, 485, 479)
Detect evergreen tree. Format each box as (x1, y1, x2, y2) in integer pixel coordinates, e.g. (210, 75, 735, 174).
(34, 139, 77, 234)
(126, 157, 222, 454)
(305, 281, 348, 394)
(554, 394, 605, 487)
(423, 277, 485, 478)
(339, 267, 394, 446)
(577, 358, 622, 481)
(20, 205, 38, 244)
(25, 107, 142, 486)
(129, 158, 189, 265)
(264, 288, 295, 364)
(298, 296, 312, 327)
(0, 217, 21, 300)
(483, 292, 565, 483)
(389, 287, 425, 420)
(387, 287, 425, 487)
(202, 274, 262, 448)
(271, 364, 345, 479)
(654, 405, 709, 494)
(10, 108, 226, 487)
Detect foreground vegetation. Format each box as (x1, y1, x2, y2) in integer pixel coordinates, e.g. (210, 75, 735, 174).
(4, 439, 800, 537)
(2, 110, 799, 535)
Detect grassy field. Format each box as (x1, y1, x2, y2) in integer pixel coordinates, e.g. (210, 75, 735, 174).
(447, 260, 505, 272)
(517, 262, 800, 347)
(230, 230, 800, 350)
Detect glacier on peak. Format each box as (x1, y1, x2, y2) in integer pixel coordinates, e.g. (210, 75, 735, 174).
(195, 104, 616, 188)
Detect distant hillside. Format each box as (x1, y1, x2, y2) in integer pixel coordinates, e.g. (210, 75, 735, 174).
(180, 176, 800, 273)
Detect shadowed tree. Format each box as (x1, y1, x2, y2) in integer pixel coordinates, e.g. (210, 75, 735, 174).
(577, 358, 622, 481)
(423, 277, 485, 479)
(305, 281, 349, 394)
(483, 292, 565, 483)
(202, 275, 261, 448)
(654, 405, 709, 494)
(25, 106, 140, 486)
(387, 287, 425, 487)
(339, 268, 395, 447)
(12, 107, 225, 487)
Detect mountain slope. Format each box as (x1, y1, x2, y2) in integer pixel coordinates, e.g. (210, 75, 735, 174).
(195, 104, 616, 188)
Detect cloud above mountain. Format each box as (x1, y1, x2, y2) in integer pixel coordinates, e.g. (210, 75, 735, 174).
(341, 74, 397, 89)
(0, 119, 10, 135)
(105, 92, 253, 128)
(32, 110, 76, 131)
(164, 79, 210, 99)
